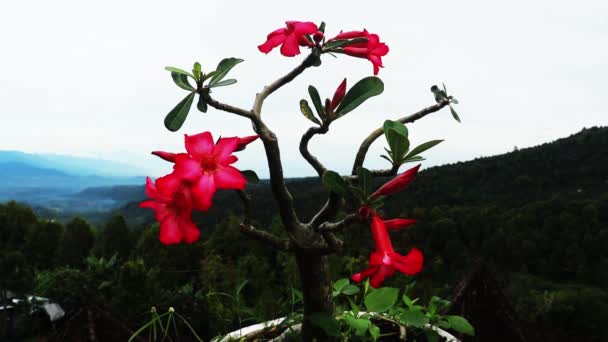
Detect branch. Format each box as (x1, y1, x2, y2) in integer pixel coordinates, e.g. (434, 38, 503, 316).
(299, 124, 329, 176)
(236, 190, 291, 252)
(253, 52, 319, 115)
(240, 223, 292, 252)
(351, 100, 450, 175)
(317, 214, 362, 233)
(204, 94, 254, 119)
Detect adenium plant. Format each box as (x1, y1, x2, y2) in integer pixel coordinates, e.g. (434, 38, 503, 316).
(141, 20, 461, 341)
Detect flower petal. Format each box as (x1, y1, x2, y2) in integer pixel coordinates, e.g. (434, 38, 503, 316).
(151, 150, 176, 163)
(185, 132, 214, 160)
(370, 265, 395, 288)
(155, 173, 182, 199)
(235, 135, 259, 152)
(191, 173, 216, 211)
(371, 164, 421, 198)
(144, 177, 160, 200)
(330, 29, 369, 41)
(288, 21, 318, 35)
(213, 137, 239, 164)
(371, 215, 394, 253)
(159, 215, 183, 245)
(280, 33, 301, 57)
(140, 200, 173, 222)
(258, 31, 287, 54)
(178, 214, 200, 244)
(214, 165, 246, 190)
(392, 248, 424, 275)
(173, 154, 203, 181)
(384, 219, 416, 230)
(351, 265, 378, 283)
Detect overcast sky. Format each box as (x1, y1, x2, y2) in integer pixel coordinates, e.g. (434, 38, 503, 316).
(1, 0, 606, 178)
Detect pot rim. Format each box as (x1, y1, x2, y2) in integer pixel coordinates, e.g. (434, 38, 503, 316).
(214, 311, 461, 342)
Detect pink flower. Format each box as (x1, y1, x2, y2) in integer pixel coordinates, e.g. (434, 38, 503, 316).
(139, 174, 200, 245)
(258, 21, 319, 57)
(172, 132, 246, 211)
(370, 164, 420, 199)
(330, 78, 347, 111)
(330, 30, 389, 75)
(352, 215, 423, 288)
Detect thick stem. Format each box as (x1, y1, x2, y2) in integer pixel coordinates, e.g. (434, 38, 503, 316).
(295, 251, 336, 342)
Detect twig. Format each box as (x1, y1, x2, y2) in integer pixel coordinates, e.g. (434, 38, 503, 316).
(236, 190, 292, 252)
(252, 52, 319, 116)
(299, 124, 329, 176)
(317, 214, 362, 233)
(204, 95, 254, 119)
(351, 100, 450, 175)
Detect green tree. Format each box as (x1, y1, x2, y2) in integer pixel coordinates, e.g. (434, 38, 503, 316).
(94, 215, 132, 260)
(24, 220, 63, 270)
(56, 217, 95, 267)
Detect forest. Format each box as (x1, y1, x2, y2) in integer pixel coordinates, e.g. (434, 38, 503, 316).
(1, 126, 607, 341)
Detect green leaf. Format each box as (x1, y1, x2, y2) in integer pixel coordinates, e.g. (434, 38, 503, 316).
(309, 313, 340, 337)
(164, 92, 196, 132)
(171, 72, 195, 91)
(368, 324, 380, 340)
(430, 84, 448, 103)
(236, 280, 248, 297)
(344, 315, 371, 336)
(335, 77, 384, 117)
(450, 105, 461, 122)
(447, 316, 475, 336)
(342, 285, 360, 296)
(364, 287, 399, 313)
(403, 155, 425, 163)
(308, 86, 325, 120)
(333, 278, 349, 293)
(202, 70, 217, 81)
(399, 309, 429, 328)
(192, 62, 202, 81)
(207, 79, 237, 88)
(196, 94, 207, 113)
(404, 140, 443, 159)
(383, 120, 408, 140)
(318, 21, 326, 34)
(322, 171, 350, 198)
(300, 99, 321, 125)
(451, 98, 459, 104)
(425, 330, 440, 342)
(165, 66, 194, 78)
(209, 57, 243, 86)
(324, 37, 368, 50)
(357, 167, 372, 197)
(347, 297, 359, 316)
(386, 129, 409, 164)
(241, 170, 260, 184)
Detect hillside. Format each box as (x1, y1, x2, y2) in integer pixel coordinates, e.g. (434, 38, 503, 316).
(107, 126, 608, 228)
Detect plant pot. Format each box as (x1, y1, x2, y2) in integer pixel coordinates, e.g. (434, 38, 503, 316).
(215, 313, 461, 342)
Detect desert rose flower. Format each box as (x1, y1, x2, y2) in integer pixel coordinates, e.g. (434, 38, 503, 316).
(329, 30, 388, 75)
(258, 21, 319, 57)
(352, 215, 423, 287)
(370, 164, 421, 199)
(139, 174, 200, 245)
(151, 150, 177, 163)
(173, 132, 246, 211)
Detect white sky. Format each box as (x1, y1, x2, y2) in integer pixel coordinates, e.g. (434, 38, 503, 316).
(1, 0, 606, 178)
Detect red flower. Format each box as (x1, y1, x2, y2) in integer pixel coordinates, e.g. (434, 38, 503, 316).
(151, 150, 176, 163)
(258, 21, 319, 57)
(352, 215, 423, 288)
(330, 30, 389, 75)
(172, 132, 246, 211)
(370, 164, 420, 199)
(139, 174, 200, 245)
(330, 78, 347, 111)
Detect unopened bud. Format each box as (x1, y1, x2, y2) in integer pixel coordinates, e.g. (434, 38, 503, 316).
(313, 32, 324, 43)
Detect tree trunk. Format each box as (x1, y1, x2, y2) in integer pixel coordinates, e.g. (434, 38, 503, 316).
(295, 251, 336, 342)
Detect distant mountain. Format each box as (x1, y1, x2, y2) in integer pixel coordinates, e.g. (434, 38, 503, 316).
(0, 152, 145, 214)
(102, 126, 608, 227)
(10, 126, 607, 225)
(0, 150, 145, 177)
